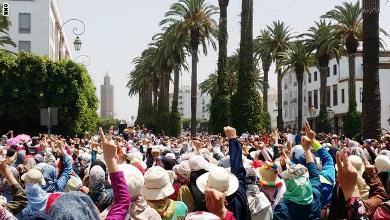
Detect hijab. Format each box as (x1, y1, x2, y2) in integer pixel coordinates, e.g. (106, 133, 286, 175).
(22, 184, 48, 216)
(41, 165, 58, 193)
(88, 165, 113, 212)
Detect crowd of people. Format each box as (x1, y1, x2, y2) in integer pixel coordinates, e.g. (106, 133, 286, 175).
(0, 122, 390, 220)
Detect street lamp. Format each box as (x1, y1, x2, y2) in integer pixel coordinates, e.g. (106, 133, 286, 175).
(131, 115, 135, 125)
(309, 106, 317, 118)
(59, 18, 86, 58)
(327, 107, 335, 119)
(75, 55, 91, 67)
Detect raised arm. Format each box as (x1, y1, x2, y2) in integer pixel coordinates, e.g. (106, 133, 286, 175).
(99, 127, 130, 220)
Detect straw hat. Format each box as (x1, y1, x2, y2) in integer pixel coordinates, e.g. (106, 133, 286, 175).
(196, 166, 239, 196)
(21, 168, 46, 185)
(142, 166, 174, 200)
(256, 161, 283, 188)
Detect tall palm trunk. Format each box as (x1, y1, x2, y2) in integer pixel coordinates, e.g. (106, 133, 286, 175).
(262, 58, 271, 112)
(277, 68, 284, 131)
(210, 0, 229, 133)
(296, 70, 304, 132)
(319, 65, 328, 107)
(362, 0, 381, 139)
(171, 64, 180, 113)
(348, 53, 357, 110)
(190, 43, 199, 136)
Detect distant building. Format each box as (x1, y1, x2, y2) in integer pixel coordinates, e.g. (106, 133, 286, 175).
(1, 0, 72, 60)
(101, 73, 114, 118)
(267, 88, 278, 130)
(169, 85, 211, 121)
(282, 50, 390, 133)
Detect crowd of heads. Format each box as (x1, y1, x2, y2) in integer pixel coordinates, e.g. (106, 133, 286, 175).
(0, 123, 390, 220)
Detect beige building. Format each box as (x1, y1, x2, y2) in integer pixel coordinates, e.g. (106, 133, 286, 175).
(100, 73, 114, 118)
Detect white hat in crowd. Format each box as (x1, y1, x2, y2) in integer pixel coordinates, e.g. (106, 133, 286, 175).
(142, 166, 175, 201)
(196, 166, 239, 196)
(119, 164, 144, 201)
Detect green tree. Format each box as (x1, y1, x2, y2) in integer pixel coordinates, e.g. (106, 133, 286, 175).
(97, 117, 121, 131)
(0, 6, 16, 53)
(267, 21, 294, 131)
(161, 0, 218, 136)
(0, 52, 98, 135)
(304, 20, 343, 133)
(322, 1, 362, 137)
(231, 0, 266, 134)
(278, 41, 314, 131)
(254, 29, 273, 112)
(127, 48, 156, 128)
(209, 0, 230, 134)
(362, 0, 381, 139)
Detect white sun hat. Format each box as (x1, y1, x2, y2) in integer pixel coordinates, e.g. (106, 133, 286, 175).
(196, 166, 239, 196)
(142, 166, 174, 201)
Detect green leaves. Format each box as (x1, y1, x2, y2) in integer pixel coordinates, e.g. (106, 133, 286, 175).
(0, 51, 98, 135)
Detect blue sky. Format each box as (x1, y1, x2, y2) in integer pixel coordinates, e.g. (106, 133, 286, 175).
(58, 0, 390, 121)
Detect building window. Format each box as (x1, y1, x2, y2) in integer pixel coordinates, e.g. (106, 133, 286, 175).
(333, 64, 337, 75)
(18, 41, 31, 52)
(314, 71, 318, 81)
(308, 91, 312, 107)
(289, 75, 292, 85)
(327, 68, 330, 77)
(333, 85, 338, 106)
(314, 90, 318, 109)
(341, 89, 345, 104)
(19, 13, 31, 33)
(326, 86, 331, 107)
(360, 87, 363, 102)
(308, 73, 312, 83)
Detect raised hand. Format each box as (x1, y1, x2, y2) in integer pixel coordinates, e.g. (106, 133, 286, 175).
(304, 122, 316, 140)
(99, 126, 120, 173)
(205, 188, 228, 219)
(224, 126, 237, 139)
(301, 136, 312, 152)
(336, 151, 360, 200)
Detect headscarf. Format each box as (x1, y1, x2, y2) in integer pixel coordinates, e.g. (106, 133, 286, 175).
(41, 165, 58, 193)
(15, 150, 26, 166)
(48, 191, 100, 220)
(148, 199, 177, 219)
(281, 164, 313, 205)
(127, 195, 161, 220)
(88, 165, 113, 212)
(22, 184, 48, 216)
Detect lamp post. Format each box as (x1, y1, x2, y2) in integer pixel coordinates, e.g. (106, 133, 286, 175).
(131, 115, 135, 125)
(309, 106, 317, 130)
(59, 18, 85, 59)
(327, 107, 335, 133)
(75, 55, 91, 67)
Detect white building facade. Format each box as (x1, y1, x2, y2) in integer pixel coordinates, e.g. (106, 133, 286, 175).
(267, 88, 278, 130)
(282, 51, 390, 133)
(169, 85, 211, 121)
(1, 0, 71, 60)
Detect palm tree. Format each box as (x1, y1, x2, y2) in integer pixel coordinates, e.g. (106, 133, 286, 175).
(159, 23, 188, 136)
(209, 0, 230, 134)
(362, 0, 381, 139)
(161, 0, 218, 136)
(278, 41, 314, 131)
(200, 54, 263, 98)
(127, 48, 157, 127)
(267, 21, 294, 131)
(231, 0, 265, 134)
(0, 7, 16, 52)
(304, 20, 344, 133)
(254, 29, 273, 112)
(322, 1, 362, 115)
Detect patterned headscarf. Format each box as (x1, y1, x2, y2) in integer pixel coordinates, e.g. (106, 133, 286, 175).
(88, 165, 113, 212)
(48, 191, 100, 220)
(41, 164, 58, 193)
